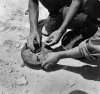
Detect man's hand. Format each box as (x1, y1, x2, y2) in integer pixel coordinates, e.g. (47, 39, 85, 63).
(41, 52, 60, 69)
(27, 32, 41, 52)
(45, 30, 62, 46)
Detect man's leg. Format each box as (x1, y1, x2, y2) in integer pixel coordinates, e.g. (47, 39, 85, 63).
(39, 0, 73, 36)
(40, 1, 69, 36)
(39, 0, 65, 36)
(62, 13, 97, 50)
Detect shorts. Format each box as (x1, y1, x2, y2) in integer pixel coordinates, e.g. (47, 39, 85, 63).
(79, 26, 100, 62)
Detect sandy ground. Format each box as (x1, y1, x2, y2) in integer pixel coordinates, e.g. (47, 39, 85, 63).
(0, 0, 100, 94)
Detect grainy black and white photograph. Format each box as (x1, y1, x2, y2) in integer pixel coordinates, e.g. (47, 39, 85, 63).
(0, 0, 100, 94)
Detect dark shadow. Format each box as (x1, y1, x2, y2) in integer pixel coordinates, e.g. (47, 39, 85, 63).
(53, 45, 65, 52)
(25, 62, 65, 71)
(25, 63, 42, 70)
(64, 65, 100, 81)
(42, 64, 65, 72)
(72, 37, 86, 48)
(42, 64, 100, 81)
(78, 57, 99, 65)
(68, 90, 88, 94)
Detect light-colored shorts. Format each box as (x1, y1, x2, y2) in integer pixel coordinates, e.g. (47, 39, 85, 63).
(79, 26, 100, 62)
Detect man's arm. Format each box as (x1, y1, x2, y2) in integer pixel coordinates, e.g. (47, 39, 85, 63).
(45, 0, 83, 46)
(27, 0, 41, 52)
(41, 46, 83, 69)
(59, 0, 82, 35)
(29, 0, 38, 33)
(58, 47, 82, 59)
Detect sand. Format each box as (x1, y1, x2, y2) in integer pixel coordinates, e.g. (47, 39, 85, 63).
(0, 0, 100, 94)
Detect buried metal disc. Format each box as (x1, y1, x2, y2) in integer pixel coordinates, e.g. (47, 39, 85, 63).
(21, 43, 53, 67)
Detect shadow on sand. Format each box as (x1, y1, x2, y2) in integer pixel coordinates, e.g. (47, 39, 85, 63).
(24, 18, 100, 81)
(24, 44, 100, 82)
(25, 60, 100, 81)
(68, 90, 88, 94)
(43, 64, 100, 81)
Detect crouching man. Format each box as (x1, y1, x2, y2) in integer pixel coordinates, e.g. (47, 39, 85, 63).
(42, 0, 100, 69)
(27, 0, 94, 52)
